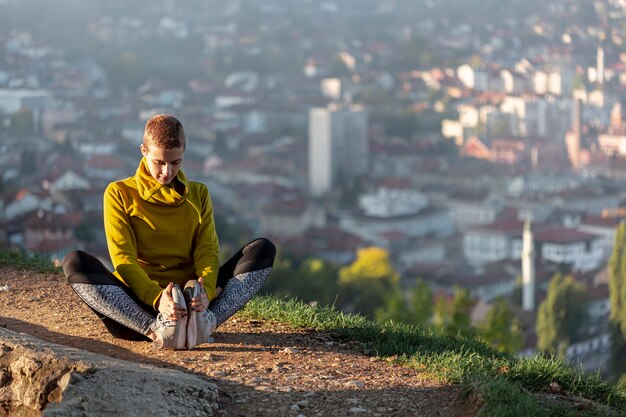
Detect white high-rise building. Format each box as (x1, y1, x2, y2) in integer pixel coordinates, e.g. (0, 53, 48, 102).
(308, 103, 368, 197)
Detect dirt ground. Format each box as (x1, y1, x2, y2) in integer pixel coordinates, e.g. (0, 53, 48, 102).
(0, 266, 470, 417)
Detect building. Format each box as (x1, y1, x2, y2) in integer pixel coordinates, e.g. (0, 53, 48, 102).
(308, 103, 368, 197)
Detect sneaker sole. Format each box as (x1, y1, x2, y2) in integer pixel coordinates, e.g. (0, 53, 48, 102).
(183, 281, 200, 348)
(172, 285, 188, 350)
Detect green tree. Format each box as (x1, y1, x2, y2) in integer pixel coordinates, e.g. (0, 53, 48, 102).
(262, 253, 339, 306)
(433, 286, 474, 337)
(375, 278, 432, 326)
(608, 223, 626, 375)
(535, 273, 589, 357)
(337, 247, 399, 317)
(478, 298, 523, 354)
(374, 287, 412, 324)
(10, 109, 33, 136)
(609, 223, 626, 338)
(410, 278, 434, 327)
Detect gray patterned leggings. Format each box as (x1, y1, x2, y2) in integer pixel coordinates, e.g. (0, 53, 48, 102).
(62, 238, 275, 341)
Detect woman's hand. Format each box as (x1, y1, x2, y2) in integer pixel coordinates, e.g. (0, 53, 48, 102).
(188, 277, 210, 312)
(157, 282, 187, 320)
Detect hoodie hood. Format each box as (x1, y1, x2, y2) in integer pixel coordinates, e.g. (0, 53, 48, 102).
(135, 157, 189, 206)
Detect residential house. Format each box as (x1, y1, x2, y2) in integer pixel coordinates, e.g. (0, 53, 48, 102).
(577, 214, 623, 260)
(22, 210, 82, 261)
(278, 227, 367, 265)
(531, 227, 604, 272)
(463, 217, 527, 266)
(85, 154, 128, 181)
(258, 196, 326, 238)
(444, 189, 504, 229)
(338, 205, 453, 245)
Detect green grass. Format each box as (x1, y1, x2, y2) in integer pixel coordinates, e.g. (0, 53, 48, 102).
(0, 246, 61, 273)
(240, 296, 626, 417)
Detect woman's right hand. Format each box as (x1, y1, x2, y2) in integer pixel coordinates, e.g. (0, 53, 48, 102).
(156, 282, 187, 321)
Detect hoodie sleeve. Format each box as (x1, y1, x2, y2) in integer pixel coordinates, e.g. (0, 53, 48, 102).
(192, 185, 220, 301)
(103, 183, 164, 309)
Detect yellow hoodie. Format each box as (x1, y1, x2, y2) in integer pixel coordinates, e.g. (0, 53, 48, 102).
(103, 157, 220, 309)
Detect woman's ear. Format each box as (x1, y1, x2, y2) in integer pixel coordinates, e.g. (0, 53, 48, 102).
(140, 143, 147, 156)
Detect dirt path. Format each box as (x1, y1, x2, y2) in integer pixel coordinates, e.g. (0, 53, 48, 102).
(0, 267, 469, 417)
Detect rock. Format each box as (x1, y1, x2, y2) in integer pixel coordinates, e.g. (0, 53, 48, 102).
(246, 377, 265, 385)
(548, 382, 562, 394)
(291, 404, 301, 411)
(0, 285, 10, 292)
(349, 407, 368, 413)
(346, 398, 361, 404)
(296, 399, 309, 407)
(343, 380, 365, 388)
(0, 327, 219, 417)
(210, 371, 227, 378)
(282, 347, 300, 355)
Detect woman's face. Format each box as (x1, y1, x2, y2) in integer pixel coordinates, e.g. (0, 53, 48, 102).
(140, 144, 185, 185)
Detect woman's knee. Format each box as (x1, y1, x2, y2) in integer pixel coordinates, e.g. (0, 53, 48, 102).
(62, 250, 88, 277)
(243, 237, 276, 260)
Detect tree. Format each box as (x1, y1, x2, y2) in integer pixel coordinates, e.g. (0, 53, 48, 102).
(262, 253, 339, 307)
(609, 223, 626, 338)
(478, 298, 523, 354)
(337, 247, 399, 317)
(410, 278, 434, 327)
(374, 287, 412, 324)
(535, 273, 589, 357)
(608, 223, 626, 375)
(433, 286, 474, 337)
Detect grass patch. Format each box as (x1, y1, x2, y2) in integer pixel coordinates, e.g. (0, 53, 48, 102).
(240, 296, 626, 417)
(0, 246, 61, 274)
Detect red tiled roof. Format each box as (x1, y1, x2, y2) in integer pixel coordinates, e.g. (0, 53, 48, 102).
(474, 218, 524, 234)
(86, 154, 125, 170)
(533, 228, 598, 244)
(581, 214, 622, 228)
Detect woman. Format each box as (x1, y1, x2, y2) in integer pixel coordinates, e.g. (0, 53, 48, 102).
(63, 114, 275, 349)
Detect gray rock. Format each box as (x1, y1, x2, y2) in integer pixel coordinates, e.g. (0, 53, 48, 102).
(0, 327, 219, 417)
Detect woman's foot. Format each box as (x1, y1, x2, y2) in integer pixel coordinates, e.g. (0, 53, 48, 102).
(150, 284, 187, 349)
(183, 280, 217, 349)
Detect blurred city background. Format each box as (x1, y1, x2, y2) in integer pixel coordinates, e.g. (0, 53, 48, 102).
(2, 0, 626, 381)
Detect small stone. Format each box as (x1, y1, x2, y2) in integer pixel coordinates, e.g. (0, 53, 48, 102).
(296, 400, 309, 407)
(247, 377, 264, 385)
(0, 285, 10, 292)
(282, 347, 300, 355)
(29, 296, 41, 302)
(211, 371, 227, 378)
(346, 398, 361, 404)
(349, 407, 368, 414)
(291, 404, 301, 411)
(276, 386, 294, 393)
(343, 380, 365, 388)
(548, 382, 562, 394)
(369, 357, 381, 362)
(286, 376, 299, 381)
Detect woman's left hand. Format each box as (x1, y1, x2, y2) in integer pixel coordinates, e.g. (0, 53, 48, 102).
(189, 276, 210, 312)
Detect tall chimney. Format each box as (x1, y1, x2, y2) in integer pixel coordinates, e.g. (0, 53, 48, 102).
(522, 217, 535, 312)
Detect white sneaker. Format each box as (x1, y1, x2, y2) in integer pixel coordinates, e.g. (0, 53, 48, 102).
(183, 280, 217, 349)
(151, 284, 187, 350)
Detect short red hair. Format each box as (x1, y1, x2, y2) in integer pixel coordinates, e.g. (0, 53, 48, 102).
(143, 114, 186, 150)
